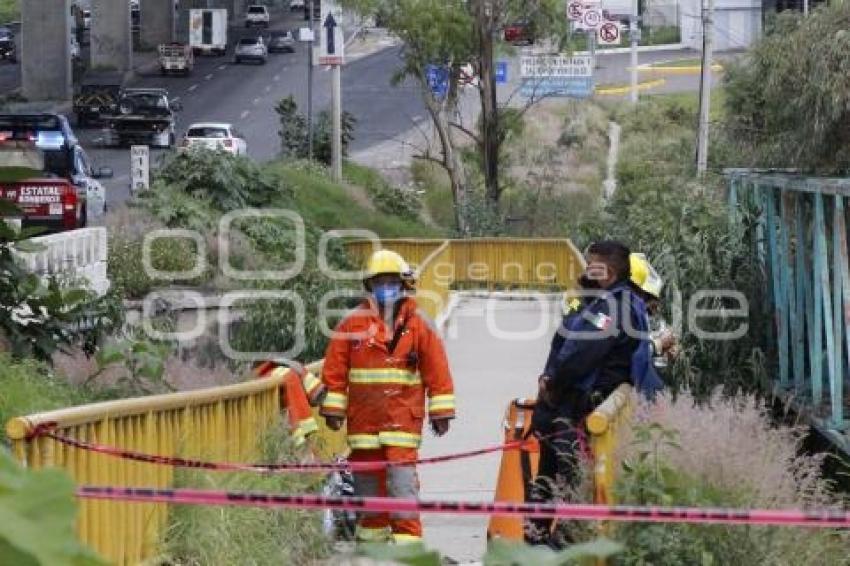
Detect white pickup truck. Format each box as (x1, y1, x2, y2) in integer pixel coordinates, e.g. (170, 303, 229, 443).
(158, 43, 194, 75)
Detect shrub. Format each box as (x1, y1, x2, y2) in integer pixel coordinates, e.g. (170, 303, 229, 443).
(154, 149, 287, 212)
(343, 162, 422, 221)
(276, 96, 357, 166)
(611, 391, 850, 565)
(0, 448, 104, 565)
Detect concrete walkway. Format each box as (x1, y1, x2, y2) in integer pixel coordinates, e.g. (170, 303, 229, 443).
(419, 295, 562, 563)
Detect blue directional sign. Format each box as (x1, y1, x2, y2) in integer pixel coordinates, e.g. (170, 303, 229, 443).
(495, 61, 508, 84)
(520, 77, 594, 99)
(425, 64, 450, 100)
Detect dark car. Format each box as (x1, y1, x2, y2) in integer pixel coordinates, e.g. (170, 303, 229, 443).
(268, 30, 296, 53)
(0, 26, 16, 63)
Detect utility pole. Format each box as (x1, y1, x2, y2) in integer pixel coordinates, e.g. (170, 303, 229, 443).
(331, 62, 342, 181)
(629, 0, 639, 104)
(696, 0, 713, 175)
(307, 0, 316, 161)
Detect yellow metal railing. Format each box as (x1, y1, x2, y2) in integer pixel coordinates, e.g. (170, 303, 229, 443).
(5, 365, 314, 565)
(586, 383, 634, 504)
(6, 238, 634, 564)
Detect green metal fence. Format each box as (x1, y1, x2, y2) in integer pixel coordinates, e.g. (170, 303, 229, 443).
(727, 170, 850, 448)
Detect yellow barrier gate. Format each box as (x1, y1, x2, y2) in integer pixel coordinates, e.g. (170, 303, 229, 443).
(6, 238, 632, 564)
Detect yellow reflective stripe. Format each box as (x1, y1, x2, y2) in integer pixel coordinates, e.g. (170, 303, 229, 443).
(292, 417, 319, 446)
(392, 534, 423, 544)
(348, 434, 381, 449)
(302, 371, 322, 393)
(349, 368, 421, 386)
(270, 367, 288, 379)
(428, 394, 456, 413)
(377, 431, 421, 448)
(322, 392, 348, 410)
(356, 526, 391, 542)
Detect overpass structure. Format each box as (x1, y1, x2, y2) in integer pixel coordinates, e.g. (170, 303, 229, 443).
(21, 0, 254, 101)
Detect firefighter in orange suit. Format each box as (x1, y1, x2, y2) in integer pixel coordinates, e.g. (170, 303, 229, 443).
(320, 249, 456, 543)
(255, 361, 325, 446)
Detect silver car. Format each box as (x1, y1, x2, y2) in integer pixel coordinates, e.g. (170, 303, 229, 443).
(234, 36, 267, 64)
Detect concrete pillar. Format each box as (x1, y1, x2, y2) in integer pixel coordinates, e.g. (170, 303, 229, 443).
(90, 0, 133, 74)
(230, 0, 246, 22)
(21, 0, 72, 101)
(141, 0, 176, 49)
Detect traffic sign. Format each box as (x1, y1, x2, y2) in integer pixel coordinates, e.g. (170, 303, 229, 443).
(567, 1, 583, 21)
(597, 21, 621, 45)
(582, 7, 603, 29)
(425, 64, 450, 99)
(318, 8, 344, 65)
(521, 55, 593, 78)
(130, 145, 149, 193)
(520, 77, 594, 99)
(495, 61, 508, 84)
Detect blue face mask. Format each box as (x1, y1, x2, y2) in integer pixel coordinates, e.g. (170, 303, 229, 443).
(372, 282, 403, 306)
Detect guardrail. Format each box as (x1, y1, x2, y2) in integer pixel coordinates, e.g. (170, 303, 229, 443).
(6, 238, 635, 564)
(726, 171, 850, 451)
(586, 383, 634, 504)
(14, 227, 110, 296)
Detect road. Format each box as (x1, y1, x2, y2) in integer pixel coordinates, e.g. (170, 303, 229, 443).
(0, 9, 426, 207)
(420, 295, 561, 561)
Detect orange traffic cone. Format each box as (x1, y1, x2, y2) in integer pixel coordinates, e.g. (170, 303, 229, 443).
(487, 398, 540, 541)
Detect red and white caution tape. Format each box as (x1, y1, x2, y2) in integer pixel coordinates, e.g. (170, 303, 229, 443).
(40, 428, 533, 473)
(77, 486, 850, 528)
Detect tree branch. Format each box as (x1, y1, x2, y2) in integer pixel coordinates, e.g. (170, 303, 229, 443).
(449, 121, 481, 145)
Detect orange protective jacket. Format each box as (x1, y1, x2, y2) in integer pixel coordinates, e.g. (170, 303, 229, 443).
(320, 297, 456, 451)
(255, 362, 325, 445)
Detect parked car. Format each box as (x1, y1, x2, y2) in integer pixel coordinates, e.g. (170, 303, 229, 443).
(0, 113, 112, 229)
(234, 36, 268, 64)
(290, 0, 305, 10)
(268, 30, 295, 53)
(504, 21, 535, 45)
(82, 9, 91, 30)
(70, 35, 81, 62)
(245, 5, 270, 28)
(181, 123, 247, 156)
(0, 27, 16, 64)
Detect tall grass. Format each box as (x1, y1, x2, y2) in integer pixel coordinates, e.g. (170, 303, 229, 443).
(612, 391, 850, 565)
(161, 420, 332, 565)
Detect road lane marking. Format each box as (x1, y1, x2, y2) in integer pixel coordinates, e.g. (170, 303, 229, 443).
(264, 85, 271, 93)
(218, 64, 227, 70)
(240, 110, 250, 119)
(172, 96, 181, 102)
(252, 98, 260, 105)
(187, 84, 198, 92)
(273, 74, 280, 81)
(205, 73, 214, 80)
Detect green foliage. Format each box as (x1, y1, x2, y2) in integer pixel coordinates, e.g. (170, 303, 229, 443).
(107, 230, 211, 299)
(275, 96, 357, 166)
(355, 538, 622, 565)
(154, 149, 287, 212)
(0, 0, 17, 24)
(162, 421, 331, 565)
(272, 161, 444, 237)
(343, 162, 423, 221)
(611, 421, 850, 565)
(0, 448, 104, 566)
(0, 354, 89, 431)
(723, 3, 850, 173)
(578, 97, 769, 397)
(89, 337, 174, 395)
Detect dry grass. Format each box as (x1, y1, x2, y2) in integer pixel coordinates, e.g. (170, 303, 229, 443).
(616, 390, 850, 565)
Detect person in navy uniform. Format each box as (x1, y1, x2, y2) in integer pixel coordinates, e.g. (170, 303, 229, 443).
(525, 240, 663, 547)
